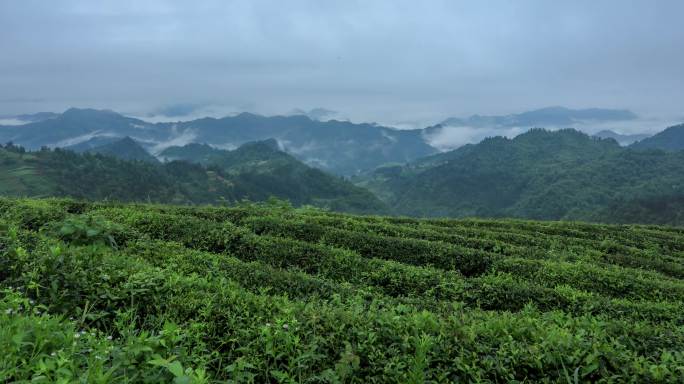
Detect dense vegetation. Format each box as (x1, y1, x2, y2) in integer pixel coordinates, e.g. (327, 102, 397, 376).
(0, 143, 385, 214)
(86, 137, 160, 163)
(158, 139, 385, 212)
(630, 123, 684, 151)
(2, 197, 684, 382)
(356, 128, 684, 224)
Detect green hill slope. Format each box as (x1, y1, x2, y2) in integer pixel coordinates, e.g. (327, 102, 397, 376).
(630, 123, 684, 151)
(86, 136, 159, 163)
(357, 128, 684, 224)
(2, 198, 684, 382)
(160, 139, 387, 212)
(0, 143, 385, 213)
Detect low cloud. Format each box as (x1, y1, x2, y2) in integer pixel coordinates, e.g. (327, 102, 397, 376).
(138, 104, 246, 123)
(289, 108, 338, 121)
(425, 125, 526, 151)
(425, 113, 682, 151)
(149, 127, 198, 154)
(0, 118, 26, 126)
(51, 131, 120, 148)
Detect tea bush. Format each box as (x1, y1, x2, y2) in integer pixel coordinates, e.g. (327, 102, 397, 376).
(2, 197, 684, 382)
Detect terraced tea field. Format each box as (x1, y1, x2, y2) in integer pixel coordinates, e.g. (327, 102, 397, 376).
(2, 198, 684, 382)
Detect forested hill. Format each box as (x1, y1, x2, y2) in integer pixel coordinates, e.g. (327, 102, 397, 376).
(160, 138, 286, 170)
(356, 128, 684, 224)
(630, 123, 684, 151)
(0, 143, 386, 213)
(86, 136, 159, 163)
(160, 139, 387, 212)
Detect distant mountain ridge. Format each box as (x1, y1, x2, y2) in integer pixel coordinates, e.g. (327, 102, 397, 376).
(442, 106, 638, 127)
(2, 106, 679, 181)
(592, 130, 651, 146)
(0, 108, 436, 175)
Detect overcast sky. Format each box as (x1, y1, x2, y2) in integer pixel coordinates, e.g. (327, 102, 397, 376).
(1, 0, 682, 127)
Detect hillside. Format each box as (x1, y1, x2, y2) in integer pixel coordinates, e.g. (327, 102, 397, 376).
(356, 128, 684, 223)
(86, 136, 159, 163)
(160, 139, 387, 212)
(0, 143, 386, 213)
(2, 198, 684, 381)
(0, 108, 437, 175)
(630, 123, 684, 151)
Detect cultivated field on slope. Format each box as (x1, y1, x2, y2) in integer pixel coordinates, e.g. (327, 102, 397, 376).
(1, 198, 684, 382)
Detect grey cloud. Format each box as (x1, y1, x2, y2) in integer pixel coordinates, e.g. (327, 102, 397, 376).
(0, 1, 682, 127)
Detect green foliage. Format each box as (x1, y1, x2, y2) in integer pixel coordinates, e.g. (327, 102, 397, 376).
(87, 136, 160, 164)
(47, 215, 120, 248)
(0, 290, 207, 383)
(0, 143, 386, 214)
(358, 128, 684, 225)
(2, 197, 684, 382)
(160, 140, 388, 214)
(630, 123, 684, 151)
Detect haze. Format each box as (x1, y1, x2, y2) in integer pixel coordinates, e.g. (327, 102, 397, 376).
(1, 0, 683, 127)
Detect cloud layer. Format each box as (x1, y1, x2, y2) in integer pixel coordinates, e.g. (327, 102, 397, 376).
(1, 1, 683, 127)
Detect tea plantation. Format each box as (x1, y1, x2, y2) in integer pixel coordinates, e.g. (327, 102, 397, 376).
(2, 198, 684, 382)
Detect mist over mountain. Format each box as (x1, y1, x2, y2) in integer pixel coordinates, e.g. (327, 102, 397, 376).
(441, 107, 638, 128)
(0, 108, 436, 175)
(288, 108, 338, 121)
(0, 105, 663, 174)
(425, 107, 649, 150)
(592, 130, 651, 146)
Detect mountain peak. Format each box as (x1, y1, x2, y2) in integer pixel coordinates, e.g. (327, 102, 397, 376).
(117, 136, 138, 145)
(89, 136, 158, 163)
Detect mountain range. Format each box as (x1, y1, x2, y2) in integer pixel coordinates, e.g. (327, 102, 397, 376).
(0, 108, 436, 175)
(0, 106, 656, 175)
(440, 106, 638, 128)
